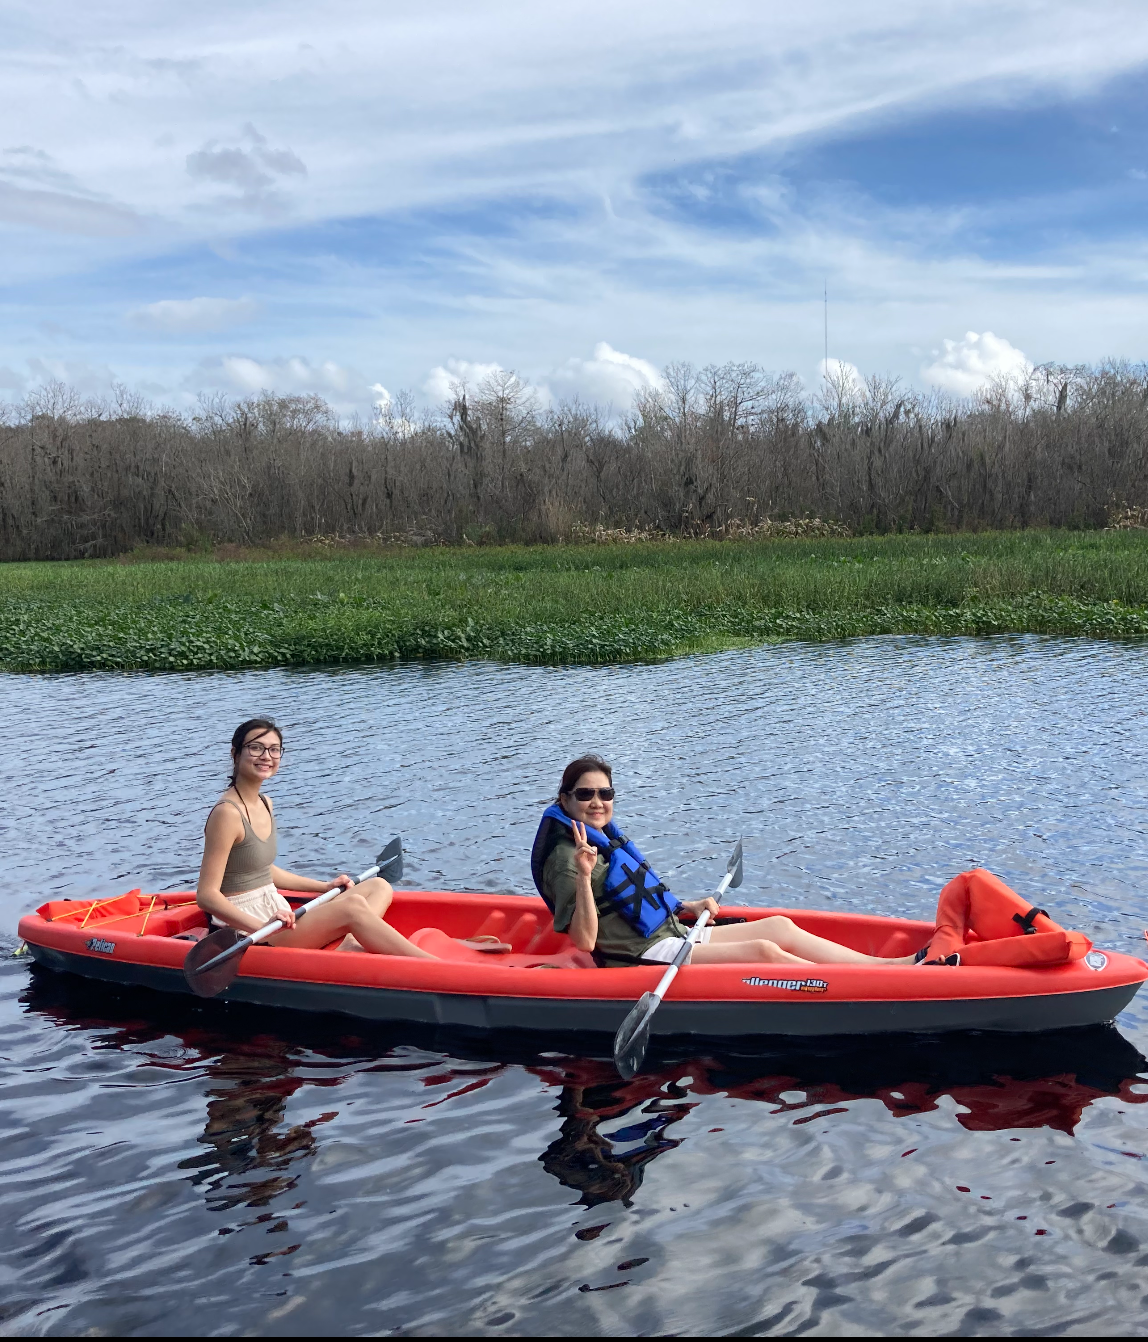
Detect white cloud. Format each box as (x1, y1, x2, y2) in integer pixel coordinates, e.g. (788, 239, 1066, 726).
(128, 296, 260, 333)
(423, 345, 661, 410)
(186, 354, 380, 414)
(921, 331, 1032, 395)
(816, 356, 865, 408)
(24, 356, 119, 395)
(423, 359, 506, 405)
(547, 341, 662, 407)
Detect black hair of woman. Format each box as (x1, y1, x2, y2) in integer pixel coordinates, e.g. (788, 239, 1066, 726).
(558, 754, 612, 801)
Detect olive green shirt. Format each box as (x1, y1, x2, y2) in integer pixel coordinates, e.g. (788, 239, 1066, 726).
(542, 831, 686, 966)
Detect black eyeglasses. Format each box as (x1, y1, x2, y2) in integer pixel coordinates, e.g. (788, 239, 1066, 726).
(244, 742, 284, 758)
(571, 787, 614, 801)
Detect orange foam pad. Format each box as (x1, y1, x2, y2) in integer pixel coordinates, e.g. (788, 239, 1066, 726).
(409, 926, 594, 968)
(38, 891, 141, 923)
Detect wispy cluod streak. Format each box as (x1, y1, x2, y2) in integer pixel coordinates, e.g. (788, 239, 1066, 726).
(128, 296, 260, 334)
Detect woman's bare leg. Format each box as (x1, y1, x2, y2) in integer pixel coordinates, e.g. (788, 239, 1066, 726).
(706, 916, 913, 965)
(356, 876, 393, 916)
(336, 876, 394, 952)
(691, 938, 812, 966)
(268, 891, 435, 958)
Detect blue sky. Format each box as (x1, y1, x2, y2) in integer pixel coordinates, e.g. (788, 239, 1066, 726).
(3, 1, 1148, 415)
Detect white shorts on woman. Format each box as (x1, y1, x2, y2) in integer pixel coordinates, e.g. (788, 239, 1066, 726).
(210, 883, 292, 929)
(640, 926, 712, 964)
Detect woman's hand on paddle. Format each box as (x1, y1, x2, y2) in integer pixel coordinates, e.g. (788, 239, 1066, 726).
(681, 897, 719, 919)
(571, 821, 598, 880)
(327, 873, 355, 894)
(276, 906, 297, 930)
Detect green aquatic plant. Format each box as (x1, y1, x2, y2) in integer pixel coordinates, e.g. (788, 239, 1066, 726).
(2, 531, 1147, 671)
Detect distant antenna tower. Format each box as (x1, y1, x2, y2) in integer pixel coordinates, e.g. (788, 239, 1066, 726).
(823, 279, 828, 374)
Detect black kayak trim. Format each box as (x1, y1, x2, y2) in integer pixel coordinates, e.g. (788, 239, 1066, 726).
(24, 942, 1141, 1038)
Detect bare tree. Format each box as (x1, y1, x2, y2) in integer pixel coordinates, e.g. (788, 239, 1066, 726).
(2, 359, 1147, 559)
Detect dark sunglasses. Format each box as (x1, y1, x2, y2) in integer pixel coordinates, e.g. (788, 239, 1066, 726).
(571, 787, 615, 802)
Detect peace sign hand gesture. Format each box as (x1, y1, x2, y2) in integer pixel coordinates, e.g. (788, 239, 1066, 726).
(571, 821, 599, 880)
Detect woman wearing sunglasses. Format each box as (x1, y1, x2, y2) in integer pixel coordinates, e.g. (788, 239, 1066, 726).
(197, 718, 434, 958)
(531, 755, 917, 968)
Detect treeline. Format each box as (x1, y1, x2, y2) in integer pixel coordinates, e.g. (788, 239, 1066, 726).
(2, 360, 1147, 560)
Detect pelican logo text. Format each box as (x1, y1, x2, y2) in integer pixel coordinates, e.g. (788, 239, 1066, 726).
(86, 937, 116, 955)
(743, 976, 828, 993)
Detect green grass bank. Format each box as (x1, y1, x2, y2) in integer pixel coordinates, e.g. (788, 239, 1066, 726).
(3, 530, 1148, 672)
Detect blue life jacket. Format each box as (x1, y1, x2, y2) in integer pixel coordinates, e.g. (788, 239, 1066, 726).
(530, 804, 682, 938)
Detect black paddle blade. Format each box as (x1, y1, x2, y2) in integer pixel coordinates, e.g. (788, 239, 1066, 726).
(613, 991, 658, 1081)
(728, 838, 744, 890)
(376, 836, 403, 883)
(183, 928, 243, 998)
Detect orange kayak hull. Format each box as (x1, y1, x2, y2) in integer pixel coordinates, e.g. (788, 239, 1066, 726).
(18, 890, 1148, 1038)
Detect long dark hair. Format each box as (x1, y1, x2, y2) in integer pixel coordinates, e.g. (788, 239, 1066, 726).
(228, 718, 283, 787)
(558, 754, 612, 800)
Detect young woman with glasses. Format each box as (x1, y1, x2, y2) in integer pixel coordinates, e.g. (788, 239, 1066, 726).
(196, 718, 434, 958)
(532, 755, 917, 968)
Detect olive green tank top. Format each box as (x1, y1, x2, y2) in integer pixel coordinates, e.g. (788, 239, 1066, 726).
(216, 796, 278, 894)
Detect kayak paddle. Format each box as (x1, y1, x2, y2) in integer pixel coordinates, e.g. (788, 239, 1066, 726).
(612, 838, 743, 1081)
(183, 836, 403, 999)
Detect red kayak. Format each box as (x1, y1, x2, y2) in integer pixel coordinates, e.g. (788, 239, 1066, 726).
(18, 879, 1148, 1038)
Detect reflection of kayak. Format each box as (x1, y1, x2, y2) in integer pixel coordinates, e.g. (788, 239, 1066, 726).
(19, 889, 1148, 1037)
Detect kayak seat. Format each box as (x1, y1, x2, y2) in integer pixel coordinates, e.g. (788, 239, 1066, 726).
(140, 904, 209, 937)
(928, 869, 1092, 967)
(407, 926, 595, 968)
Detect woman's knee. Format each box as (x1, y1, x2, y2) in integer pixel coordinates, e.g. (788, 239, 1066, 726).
(752, 939, 788, 963)
(339, 891, 372, 921)
(357, 877, 392, 899)
(759, 915, 795, 938)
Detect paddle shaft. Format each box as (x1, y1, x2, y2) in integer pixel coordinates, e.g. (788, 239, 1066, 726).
(646, 865, 737, 1005)
(611, 840, 744, 1080)
(192, 860, 381, 976)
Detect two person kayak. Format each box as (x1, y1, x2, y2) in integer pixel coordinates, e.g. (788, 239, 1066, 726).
(17, 722, 1147, 1039)
(18, 883, 1146, 1036)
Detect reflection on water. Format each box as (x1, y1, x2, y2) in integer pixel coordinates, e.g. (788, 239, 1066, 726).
(179, 1039, 324, 1214)
(539, 1075, 695, 1209)
(14, 967, 1148, 1327)
(3, 639, 1148, 1334)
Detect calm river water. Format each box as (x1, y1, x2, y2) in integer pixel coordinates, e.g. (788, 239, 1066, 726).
(2, 637, 1148, 1336)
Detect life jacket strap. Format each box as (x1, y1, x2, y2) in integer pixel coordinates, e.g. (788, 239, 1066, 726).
(1012, 906, 1048, 935)
(608, 862, 669, 918)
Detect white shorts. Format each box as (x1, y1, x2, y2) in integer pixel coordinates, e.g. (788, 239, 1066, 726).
(640, 927, 712, 964)
(212, 883, 292, 929)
